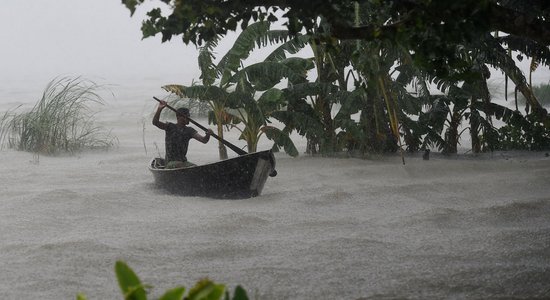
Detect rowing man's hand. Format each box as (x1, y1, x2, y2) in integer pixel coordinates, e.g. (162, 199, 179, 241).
(157, 100, 167, 109)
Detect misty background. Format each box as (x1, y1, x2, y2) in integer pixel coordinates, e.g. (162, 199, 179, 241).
(0, 0, 206, 99)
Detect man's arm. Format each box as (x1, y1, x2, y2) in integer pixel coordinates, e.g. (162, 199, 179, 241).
(193, 129, 213, 144)
(152, 100, 167, 130)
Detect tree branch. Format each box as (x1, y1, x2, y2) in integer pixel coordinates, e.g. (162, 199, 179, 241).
(488, 2, 550, 46)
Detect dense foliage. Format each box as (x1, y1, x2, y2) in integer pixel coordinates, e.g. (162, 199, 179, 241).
(124, 1, 550, 155)
(121, 1, 550, 46)
(162, 21, 306, 158)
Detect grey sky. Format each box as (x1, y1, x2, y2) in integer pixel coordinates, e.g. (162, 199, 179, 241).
(0, 0, 202, 84)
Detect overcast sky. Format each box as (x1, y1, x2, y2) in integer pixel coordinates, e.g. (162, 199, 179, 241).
(0, 0, 207, 85)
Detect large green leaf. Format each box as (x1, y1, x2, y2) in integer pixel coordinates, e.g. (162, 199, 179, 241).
(186, 279, 225, 300)
(257, 88, 285, 114)
(158, 287, 186, 300)
(121, 0, 139, 16)
(232, 285, 249, 300)
(162, 85, 229, 103)
(218, 23, 313, 88)
(264, 34, 311, 61)
(279, 57, 315, 81)
(198, 38, 221, 86)
(281, 81, 340, 104)
(162, 84, 186, 98)
(76, 293, 88, 300)
(263, 126, 299, 157)
(231, 60, 310, 91)
(271, 102, 325, 141)
(333, 88, 364, 124)
(114, 261, 147, 300)
(472, 101, 522, 123)
(218, 22, 271, 77)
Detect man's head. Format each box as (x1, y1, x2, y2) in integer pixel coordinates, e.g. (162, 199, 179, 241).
(176, 107, 190, 125)
(176, 107, 190, 117)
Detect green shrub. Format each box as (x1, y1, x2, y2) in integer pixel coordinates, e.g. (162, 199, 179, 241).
(76, 261, 250, 300)
(0, 105, 22, 149)
(0, 77, 117, 154)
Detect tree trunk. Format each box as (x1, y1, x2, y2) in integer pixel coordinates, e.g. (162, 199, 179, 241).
(470, 111, 481, 153)
(215, 110, 228, 160)
(319, 95, 335, 154)
(444, 109, 461, 154)
(360, 88, 385, 153)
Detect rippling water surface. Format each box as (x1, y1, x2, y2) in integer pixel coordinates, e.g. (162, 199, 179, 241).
(1, 80, 549, 299)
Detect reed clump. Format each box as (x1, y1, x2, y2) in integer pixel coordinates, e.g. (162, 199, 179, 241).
(0, 77, 117, 154)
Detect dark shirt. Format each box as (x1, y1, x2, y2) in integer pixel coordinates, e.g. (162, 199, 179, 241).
(164, 122, 197, 162)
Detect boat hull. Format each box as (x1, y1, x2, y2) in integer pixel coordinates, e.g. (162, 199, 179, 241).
(149, 150, 277, 198)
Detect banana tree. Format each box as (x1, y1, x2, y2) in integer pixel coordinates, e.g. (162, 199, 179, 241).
(338, 1, 410, 156)
(222, 50, 313, 156)
(231, 57, 313, 156)
(163, 22, 275, 159)
(164, 21, 311, 158)
(214, 22, 312, 156)
(225, 88, 298, 156)
(269, 71, 375, 156)
(266, 21, 362, 155)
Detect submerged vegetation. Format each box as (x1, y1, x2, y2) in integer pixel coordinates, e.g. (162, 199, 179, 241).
(0, 77, 117, 154)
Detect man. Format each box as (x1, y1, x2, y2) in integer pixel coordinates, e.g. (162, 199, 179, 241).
(153, 99, 213, 168)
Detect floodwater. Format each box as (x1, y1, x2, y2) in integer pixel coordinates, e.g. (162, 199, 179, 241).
(1, 79, 549, 299)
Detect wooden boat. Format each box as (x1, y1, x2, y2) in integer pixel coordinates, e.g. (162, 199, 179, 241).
(149, 149, 277, 198)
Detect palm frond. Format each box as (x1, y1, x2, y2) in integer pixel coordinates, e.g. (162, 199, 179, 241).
(198, 38, 221, 86)
(162, 84, 186, 98)
(162, 84, 229, 102)
(217, 22, 271, 75)
(263, 125, 299, 157)
(498, 35, 550, 67)
(264, 34, 311, 62)
(228, 58, 312, 90)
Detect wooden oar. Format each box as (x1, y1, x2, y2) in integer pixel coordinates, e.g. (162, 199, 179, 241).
(153, 97, 247, 156)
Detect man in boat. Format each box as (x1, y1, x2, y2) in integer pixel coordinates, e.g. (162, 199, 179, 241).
(153, 100, 213, 168)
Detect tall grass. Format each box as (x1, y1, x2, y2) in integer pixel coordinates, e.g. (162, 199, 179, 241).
(0, 106, 22, 149)
(0, 77, 117, 154)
